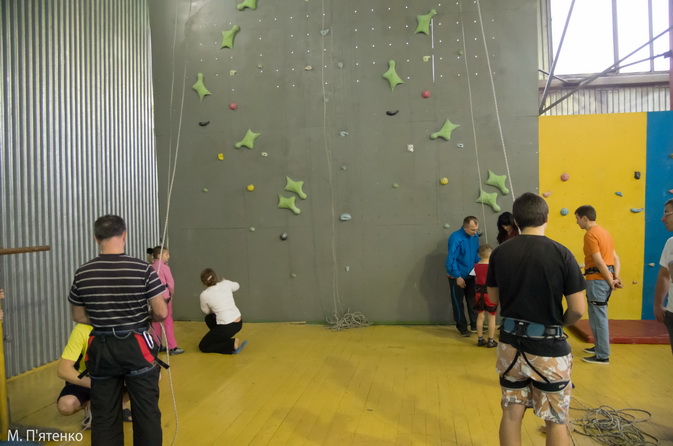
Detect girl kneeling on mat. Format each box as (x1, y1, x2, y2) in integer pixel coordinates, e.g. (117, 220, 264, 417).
(198, 268, 247, 355)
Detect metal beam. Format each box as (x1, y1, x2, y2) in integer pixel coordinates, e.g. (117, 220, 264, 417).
(539, 0, 576, 114)
(540, 24, 673, 115)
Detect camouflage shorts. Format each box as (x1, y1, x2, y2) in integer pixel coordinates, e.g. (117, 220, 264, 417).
(495, 342, 573, 424)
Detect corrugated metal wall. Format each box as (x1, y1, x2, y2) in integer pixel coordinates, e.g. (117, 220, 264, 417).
(541, 85, 671, 116)
(0, 0, 159, 377)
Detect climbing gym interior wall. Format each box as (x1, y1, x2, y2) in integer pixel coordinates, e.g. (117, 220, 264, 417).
(148, 0, 539, 323)
(540, 111, 673, 320)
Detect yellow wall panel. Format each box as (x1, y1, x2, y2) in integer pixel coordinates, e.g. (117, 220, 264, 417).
(539, 113, 647, 319)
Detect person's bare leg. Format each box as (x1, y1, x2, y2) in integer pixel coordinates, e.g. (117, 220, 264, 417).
(477, 312, 485, 338)
(500, 403, 526, 446)
(544, 420, 569, 446)
(488, 313, 497, 340)
(234, 338, 240, 349)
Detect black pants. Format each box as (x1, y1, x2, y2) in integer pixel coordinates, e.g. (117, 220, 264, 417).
(448, 276, 477, 332)
(199, 314, 243, 354)
(86, 331, 162, 446)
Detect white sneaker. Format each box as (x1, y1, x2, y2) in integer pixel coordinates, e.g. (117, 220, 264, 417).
(82, 405, 92, 430)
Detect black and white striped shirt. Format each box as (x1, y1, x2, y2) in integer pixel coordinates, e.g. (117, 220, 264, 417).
(68, 254, 165, 329)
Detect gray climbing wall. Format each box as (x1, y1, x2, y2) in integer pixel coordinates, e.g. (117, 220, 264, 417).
(148, 0, 538, 323)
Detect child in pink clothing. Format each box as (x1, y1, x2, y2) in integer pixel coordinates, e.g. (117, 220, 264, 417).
(148, 246, 184, 355)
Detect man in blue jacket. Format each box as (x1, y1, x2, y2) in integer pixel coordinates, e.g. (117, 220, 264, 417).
(446, 216, 480, 336)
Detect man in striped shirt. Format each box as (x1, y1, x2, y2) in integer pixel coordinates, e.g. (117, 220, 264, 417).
(69, 214, 168, 446)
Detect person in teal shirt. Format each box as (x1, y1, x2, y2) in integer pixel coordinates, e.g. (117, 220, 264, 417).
(445, 216, 480, 336)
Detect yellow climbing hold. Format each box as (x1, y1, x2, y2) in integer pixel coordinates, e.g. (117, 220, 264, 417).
(440, 177, 449, 185)
(217, 153, 224, 160)
(247, 184, 255, 191)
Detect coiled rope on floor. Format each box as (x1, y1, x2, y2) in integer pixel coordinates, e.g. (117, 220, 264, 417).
(325, 310, 372, 331)
(569, 398, 658, 445)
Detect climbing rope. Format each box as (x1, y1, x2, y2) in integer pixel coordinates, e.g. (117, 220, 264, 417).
(568, 398, 659, 445)
(457, 2, 488, 243)
(474, 0, 515, 202)
(326, 310, 372, 331)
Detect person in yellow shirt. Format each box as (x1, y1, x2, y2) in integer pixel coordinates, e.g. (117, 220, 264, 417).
(57, 324, 131, 429)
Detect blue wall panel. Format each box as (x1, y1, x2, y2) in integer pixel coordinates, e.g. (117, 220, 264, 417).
(642, 111, 673, 319)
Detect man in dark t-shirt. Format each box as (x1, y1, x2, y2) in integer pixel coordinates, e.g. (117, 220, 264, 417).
(69, 215, 168, 446)
(487, 193, 585, 446)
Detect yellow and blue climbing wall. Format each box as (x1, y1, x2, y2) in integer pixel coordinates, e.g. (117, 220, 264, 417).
(540, 111, 673, 320)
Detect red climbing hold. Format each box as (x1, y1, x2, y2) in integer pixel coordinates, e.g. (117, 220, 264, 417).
(422, 90, 431, 98)
(229, 102, 238, 110)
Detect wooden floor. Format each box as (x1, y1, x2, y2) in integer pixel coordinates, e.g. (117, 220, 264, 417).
(7, 322, 673, 445)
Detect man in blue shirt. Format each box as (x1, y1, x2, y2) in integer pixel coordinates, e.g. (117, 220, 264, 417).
(446, 216, 480, 336)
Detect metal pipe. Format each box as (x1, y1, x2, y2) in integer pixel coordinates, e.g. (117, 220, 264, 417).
(539, 0, 576, 114)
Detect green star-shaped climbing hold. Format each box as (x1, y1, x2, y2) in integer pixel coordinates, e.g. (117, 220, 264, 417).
(382, 60, 404, 91)
(192, 73, 211, 101)
(430, 119, 460, 141)
(485, 170, 510, 195)
(234, 129, 261, 149)
(415, 9, 437, 35)
(221, 25, 240, 49)
(237, 0, 257, 11)
(278, 194, 301, 215)
(285, 177, 307, 199)
(476, 189, 501, 212)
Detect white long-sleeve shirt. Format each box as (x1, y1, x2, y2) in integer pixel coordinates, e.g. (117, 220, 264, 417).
(199, 280, 241, 324)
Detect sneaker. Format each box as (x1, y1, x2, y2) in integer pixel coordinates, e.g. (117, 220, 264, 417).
(583, 346, 595, 354)
(582, 355, 609, 364)
(477, 338, 487, 346)
(168, 347, 185, 356)
(157, 345, 167, 353)
(460, 330, 470, 337)
(82, 405, 92, 430)
(470, 326, 478, 333)
(486, 339, 498, 348)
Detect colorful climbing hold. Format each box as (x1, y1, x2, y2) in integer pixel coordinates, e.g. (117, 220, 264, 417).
(199, 121, 210, 127)
(261, 152, 268, 157)
(430, 119, 460, 141)
(407, 144, 414, 152)
(280, 233, 288, 240)
(285, 177, 307, 199)
(415, 9, 437, 35)
(392, 183, 399, 188)
(386, 110, 399, 116)
(237, 0, 257, 11)
(634, 171, 641, 180)
(382, 60, 404, 91)
(443, 223, 451, 229)
(246, 184, 255, 191)
(422, 90, 431, 98)
(229, 102, 238, 110)
(339, 213, 352, 221)
(615, 191, 623, 197)
(278, 195, 301, 215)
(290, 273, 297, 278)
(235, 129, 260, 149)
(440, 177, 449, 185)
(249, 227, 256, 232)
(217, 153, 224, 161)
(542, 191, 552, 198)
(560, 208, 569, 216)
(202, 188, 209, 193)
(630, 208, 644, 213)
(475, 189, 501, 212)
(220, 25, 240, 49)
(192, 73, 211, 101)
(560, 173, 570, 181)
(485, 170, 510, 195)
